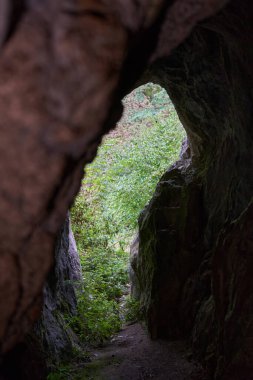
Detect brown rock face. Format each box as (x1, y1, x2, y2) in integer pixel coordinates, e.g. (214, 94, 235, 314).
(1, 0, 252, 378)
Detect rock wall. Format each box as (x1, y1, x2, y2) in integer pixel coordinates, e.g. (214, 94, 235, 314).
(35, 214, 82, 365)
(0, 0, 228, 356)
(132, 0, 253, 378)
(1, 0, 253, 379)
(0, 215, 81, 379)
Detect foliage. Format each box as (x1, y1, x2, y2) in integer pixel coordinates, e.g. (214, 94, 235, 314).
(70, 197, 128, 344)
(69, 288, 121, 343)
(47, 365, 72, 380)
(70, 83, 185, 344)
(84, 85, 185, 233)
(122, 295, 143, 323)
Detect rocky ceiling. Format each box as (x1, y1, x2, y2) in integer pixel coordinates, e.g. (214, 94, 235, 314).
(0, 0, 252, 378)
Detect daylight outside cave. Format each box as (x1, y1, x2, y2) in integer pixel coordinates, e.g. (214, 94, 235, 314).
(70, 83, 186, 344)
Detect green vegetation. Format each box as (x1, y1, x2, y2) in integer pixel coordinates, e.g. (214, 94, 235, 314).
(47, 366, 72, 380)
(70, 83, 185, 344)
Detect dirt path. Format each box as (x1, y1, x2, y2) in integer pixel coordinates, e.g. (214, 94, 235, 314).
(79, 323, 209, 380)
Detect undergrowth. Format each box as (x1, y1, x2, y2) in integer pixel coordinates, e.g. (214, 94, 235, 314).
(70, 83, 185, 345)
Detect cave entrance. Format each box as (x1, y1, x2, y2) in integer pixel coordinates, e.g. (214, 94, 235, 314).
(71, 82, 186, 343)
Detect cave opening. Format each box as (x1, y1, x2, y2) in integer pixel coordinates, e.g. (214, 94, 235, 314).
(1, 1, 253, 379)
(70, 82, 186, 344)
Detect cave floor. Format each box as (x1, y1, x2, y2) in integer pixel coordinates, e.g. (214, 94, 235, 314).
(77, 323, 209, 380)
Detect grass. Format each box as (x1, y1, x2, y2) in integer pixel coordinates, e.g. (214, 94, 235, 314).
(69, 83, 186, 345)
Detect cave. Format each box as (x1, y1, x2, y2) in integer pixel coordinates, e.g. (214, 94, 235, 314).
(0, 0, 252, 379)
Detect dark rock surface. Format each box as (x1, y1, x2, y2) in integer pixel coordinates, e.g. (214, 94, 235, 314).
(132, 0, 253, 378)
(35, 214, 82, 364)
(0, 0, 252, 379)
(134, 162, 204, 340)
(0, 215, 82, 379)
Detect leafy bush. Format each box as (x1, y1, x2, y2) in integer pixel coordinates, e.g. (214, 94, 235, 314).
(47, 365, 72, 380)
(70, 83, 185, 344)
(70, 197, 128, 344)
(123, 295, 143, 323)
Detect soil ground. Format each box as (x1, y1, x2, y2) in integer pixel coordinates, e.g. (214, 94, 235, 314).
(78, 323, 209, 380)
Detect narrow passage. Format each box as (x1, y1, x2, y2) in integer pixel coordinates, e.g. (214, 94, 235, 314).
(80, 323, 208, 380)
